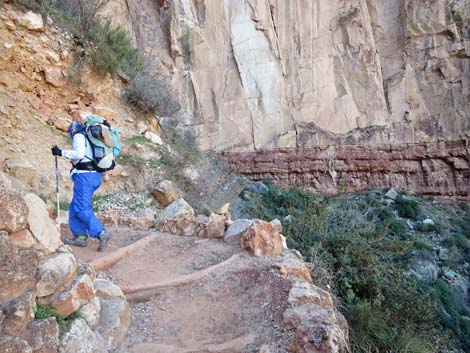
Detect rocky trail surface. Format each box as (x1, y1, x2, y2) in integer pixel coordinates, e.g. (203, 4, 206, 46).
(63, 227, 300, 353)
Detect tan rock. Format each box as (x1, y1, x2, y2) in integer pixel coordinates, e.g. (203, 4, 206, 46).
(95, 279, 125, 300)
(50, 274, 95, 317)
(157, 198, 194, 221)
(36, 253, 77, 297)
(241, 219, 283, 257)
(97, 209, 122, 228)
(49, 291, 80, 318)
(92, 104, 117, 122)
(195, 214, 225, 238)
(156, 216, 198, 236)
(98, 298, 131, 351)
(5, 159, 37, 187)
(288, 281, 333, 307)
(0, 232, 38, 303)
(0, 190, 28, 233)
(44, 67, 65, 87)
(216, 203, 230, 215)
(59, 318, 108, 353)
(26, 317, 60, 353)
(46, 50, 60, 63)
(0, 172, 13, 189)
(1, 291, 35, 337)
(0, 336, 32, 353)
(144, 131, 163, 145)
(118, 208, 155, 231)
(18, 11, 44, 32)
(9, 229, 37, 249)
(78, 297, 101, 329)
(272, 257, 313, 284)
(24, 193, 62, 254)
(152, 180, 181, 206)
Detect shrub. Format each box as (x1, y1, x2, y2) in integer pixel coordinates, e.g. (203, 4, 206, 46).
(395, 194, 421, 220)
(416, 221, 441, 233)
(124, 69, 180, 115)
(35, 302, 79, 331)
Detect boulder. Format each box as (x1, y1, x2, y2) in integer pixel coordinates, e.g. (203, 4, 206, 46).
(98, 298, 131, 351)
(92, 105, 117, 122)
(240, 220, 283, 257)
(24, 193, 62, 254)
(0, 336, 32, 353)
(26, 317, 60, 353)
(118, 208, 155, 231)
(144, 131, 163, 145)
(50, 274, 95, 317)
(36, 253, 77, 297)
(18, 11, 44, 32)
(385, 188, 398, 201)
(272, 257, 313, 284)
(95, 279, 125, 300)
(224, 219, 252, 244)
(288, 282, 333, 307)
(59, 318, 108, 353)
(152, 180, 181, 206)
(9, 229, 36, 249)
(44, 67, 65, 87)
(97, 209, 122, 228)
(195, 214, 225, 238)
(157, 198, 194, 221)
(4, 159, 37, 187)
(78, 297, 101, 329)
(0, 232, 38, 303)
(1, 291, 35, 337)
(284, 304, 348, 353)
(156, 216, 197, 236)
(0, 190, 28, 233)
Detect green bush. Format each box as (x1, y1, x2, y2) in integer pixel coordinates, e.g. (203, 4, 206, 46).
(242, 184, 450, 352)
(395, 194, 421, 220)
(416, 221, 441, 233)
(35, 302, 79, 331)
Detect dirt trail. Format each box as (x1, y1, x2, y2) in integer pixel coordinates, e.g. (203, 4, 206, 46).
(64, 228, 294, 353)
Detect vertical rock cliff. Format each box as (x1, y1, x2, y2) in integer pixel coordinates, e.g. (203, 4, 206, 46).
(112, 0, 469, 151)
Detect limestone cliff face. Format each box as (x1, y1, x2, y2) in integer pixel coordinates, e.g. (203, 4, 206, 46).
(114, 0, 469, 152)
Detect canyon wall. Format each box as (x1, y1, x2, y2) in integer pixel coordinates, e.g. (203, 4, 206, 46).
(223, 140, 470, 197)
(113, 0, 470, 152)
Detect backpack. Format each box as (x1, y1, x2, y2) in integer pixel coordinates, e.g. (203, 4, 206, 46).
(83, 114, 121, 172)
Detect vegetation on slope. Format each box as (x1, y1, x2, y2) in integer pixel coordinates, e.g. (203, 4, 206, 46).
(242, 183, 470, 352)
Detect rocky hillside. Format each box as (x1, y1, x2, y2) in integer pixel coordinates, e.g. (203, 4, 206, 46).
(110, 0, 470, 151)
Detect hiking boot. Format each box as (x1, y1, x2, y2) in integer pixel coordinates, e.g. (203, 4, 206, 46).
(64, 235, 87, 247)
(97, 230, 111, 252)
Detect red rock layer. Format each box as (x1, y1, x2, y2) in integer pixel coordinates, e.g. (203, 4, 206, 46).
(222, 140, 470, 197)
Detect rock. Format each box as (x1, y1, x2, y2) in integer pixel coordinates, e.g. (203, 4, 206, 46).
(0, 336, 32, 353)
(284, 304, 348, 353)
(9, 229, 37, 249)
(0, 172, 13, 189)
(1, 291, 35, 337)
(47, 116, 70, 133)
(144, 131, 163, 145)
(152, 180, 181, 206)
(385, 188, 399, 200)
(0, 232, 38, 303)
(288, 281, 333, 307)
(78, 297, 101, 329)
(98, 298, 130, 351)
(195, 214, 225, 238)
(95, 279, 125, 300)
(44, 67, 65, 87)
(0, 190, 28, 233)
(449, 273, 470, 311)
(157, 198, 194, 222)
(241, 220, 283, 257)
(45, 50, 60, 63)
(18, 11, 44, 32)
(23, 193, 62, 254)
(422, 218, 435, 225)
(92, 105, 117, 122)
(156, 216, 198, 237)
(216, 203, 230, 215)
(408, 257, 439, 281)
(4, 159, 37, 188)
(273, 257, 313, 283)
(36, 253, 77, 297)
(223, 219, 252, 244)
(118, 208, 155, 231)
(26, 317, 59, 353)
(280, 234, 288, 249)
(97, 210, 122, 228)
(59, 318, 108, 353)
(50, 274, 95, 317)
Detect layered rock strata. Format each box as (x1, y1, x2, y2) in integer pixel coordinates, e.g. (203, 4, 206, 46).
(223, 140, 470, 197)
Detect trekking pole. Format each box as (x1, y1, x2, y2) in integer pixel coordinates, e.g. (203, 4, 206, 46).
(55, 156, 60, 231)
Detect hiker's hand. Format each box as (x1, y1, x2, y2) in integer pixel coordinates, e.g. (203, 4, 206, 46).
(51, 145, 62, 156)
(103, 119, 110, 127)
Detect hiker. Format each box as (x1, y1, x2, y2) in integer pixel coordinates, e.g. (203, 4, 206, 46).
(51, 120, 112, 251)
